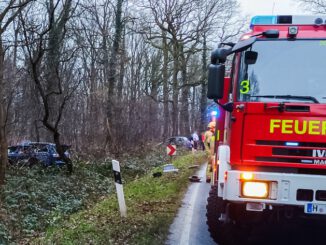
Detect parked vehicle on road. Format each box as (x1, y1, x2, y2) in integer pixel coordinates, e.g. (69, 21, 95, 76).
(8, 142, 70, 166)
(206, 15, 326, 244)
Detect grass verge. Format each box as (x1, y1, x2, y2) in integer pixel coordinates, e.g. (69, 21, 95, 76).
(35, 151, 207, 245)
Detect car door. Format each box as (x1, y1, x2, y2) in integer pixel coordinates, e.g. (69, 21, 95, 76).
(34, 145, 50, 164)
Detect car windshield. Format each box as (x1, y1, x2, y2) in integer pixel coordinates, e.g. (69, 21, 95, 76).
(237, 40, 326, 104)
(8, 146, 18, 153)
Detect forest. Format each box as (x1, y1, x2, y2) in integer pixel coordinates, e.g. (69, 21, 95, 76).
(0, 0, 247, 183)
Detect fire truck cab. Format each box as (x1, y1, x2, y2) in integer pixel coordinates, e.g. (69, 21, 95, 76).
(206, 15, 326, 244)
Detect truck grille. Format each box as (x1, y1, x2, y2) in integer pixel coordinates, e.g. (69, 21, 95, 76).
(256, 157, 315, 164)
(255, 140, 326, 166)
(256, 140, 326, 148)
(272, 148, 312, 156)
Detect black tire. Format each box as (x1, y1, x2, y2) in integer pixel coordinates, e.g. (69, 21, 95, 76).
(28, 157, 39, 167)
(206, 184, 225, 244)
(206, 185, 248, 245)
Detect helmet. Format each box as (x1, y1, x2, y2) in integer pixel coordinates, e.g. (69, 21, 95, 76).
(208, 121, 216, 129)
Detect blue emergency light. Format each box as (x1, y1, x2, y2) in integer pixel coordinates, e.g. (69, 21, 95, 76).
(250, 15, 326, 29)
(285, 142, 299, 147)
(211, 111, 218, 116)
(250, 16, 278, 26)
(210, 109, 220, 118)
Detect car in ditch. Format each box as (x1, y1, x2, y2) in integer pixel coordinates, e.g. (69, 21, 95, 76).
(8, 142, 70, 166)
(165, 136, 192, 150)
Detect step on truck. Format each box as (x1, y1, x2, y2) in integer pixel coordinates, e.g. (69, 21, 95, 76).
(206, 15, 326, 244)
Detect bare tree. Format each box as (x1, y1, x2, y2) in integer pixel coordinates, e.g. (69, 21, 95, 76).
(298, 0, 326, 13)
(105, 0, 125, 151)
(19, 0, 77, 173)
(136, 0, 242, 137)
(0, 0, 33, 185)
(0, 0, 247, 161)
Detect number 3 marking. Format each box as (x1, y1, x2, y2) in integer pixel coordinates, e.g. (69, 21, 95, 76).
(240, 80, 250, 94)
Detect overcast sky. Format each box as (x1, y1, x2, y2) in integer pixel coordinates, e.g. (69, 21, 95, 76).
(240, 0, 308, 16)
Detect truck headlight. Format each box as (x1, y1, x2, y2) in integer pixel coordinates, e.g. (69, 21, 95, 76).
(242, 181, 269, 198)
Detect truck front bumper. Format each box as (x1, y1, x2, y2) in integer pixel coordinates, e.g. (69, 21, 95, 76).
(223, 170, 326, 210)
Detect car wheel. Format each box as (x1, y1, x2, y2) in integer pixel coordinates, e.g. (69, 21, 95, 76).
(28, 157, 39, 167)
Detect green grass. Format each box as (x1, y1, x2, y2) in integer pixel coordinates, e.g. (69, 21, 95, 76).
(0, 147, 171, 244)
(0, 163, 114, 245)
(35, 152, 207, 245)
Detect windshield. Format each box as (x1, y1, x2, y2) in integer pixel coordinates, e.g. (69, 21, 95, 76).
(237, 40, 326, 104)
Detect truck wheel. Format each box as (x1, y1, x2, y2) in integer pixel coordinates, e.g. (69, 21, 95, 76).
(206, 185, 247, 245)
(206, 184, 226, 244)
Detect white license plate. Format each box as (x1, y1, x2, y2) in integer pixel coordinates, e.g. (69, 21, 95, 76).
(305, 203, 326, 215)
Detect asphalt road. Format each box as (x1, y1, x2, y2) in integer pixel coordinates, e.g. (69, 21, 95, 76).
(166, 163, 216, 245)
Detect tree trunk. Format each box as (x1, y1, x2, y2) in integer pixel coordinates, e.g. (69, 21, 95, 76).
(0, 105, 7, 185)
(149, 56, 159, 139)
(53, 131, 72, 173)
(34, 120, 40, 142)
(0, 40, 7, 185)
(180, 85, 190, 135)
(106, 0, 124, 151)
(117, 31, 125, 99)
(172, 42, 179, 136)
(191, 86, 196, 131)
(162, 32, 169, 138)
(200, 34, 208, 132)
(179, 58, 190, 135)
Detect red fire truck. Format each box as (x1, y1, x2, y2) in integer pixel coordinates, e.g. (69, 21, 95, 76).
(206, 15, 326, 244)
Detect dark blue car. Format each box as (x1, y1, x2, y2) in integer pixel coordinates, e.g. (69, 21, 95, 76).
(8, 142, 70, 166)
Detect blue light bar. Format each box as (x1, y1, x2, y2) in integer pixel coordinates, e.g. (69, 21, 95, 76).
(250, 15, 326, 29)
(251, 16, 278, 26)
(285, 142, 299, 147)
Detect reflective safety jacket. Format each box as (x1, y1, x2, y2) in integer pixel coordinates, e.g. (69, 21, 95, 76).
(204, 130, 215, 155)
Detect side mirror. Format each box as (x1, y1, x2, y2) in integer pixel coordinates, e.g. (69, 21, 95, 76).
(211, 48, 232, 64)
(207, 64, 225, 100)
(245, 51, 258, 65)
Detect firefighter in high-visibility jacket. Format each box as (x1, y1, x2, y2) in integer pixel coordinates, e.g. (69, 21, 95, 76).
(204, 121, 216, 183)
